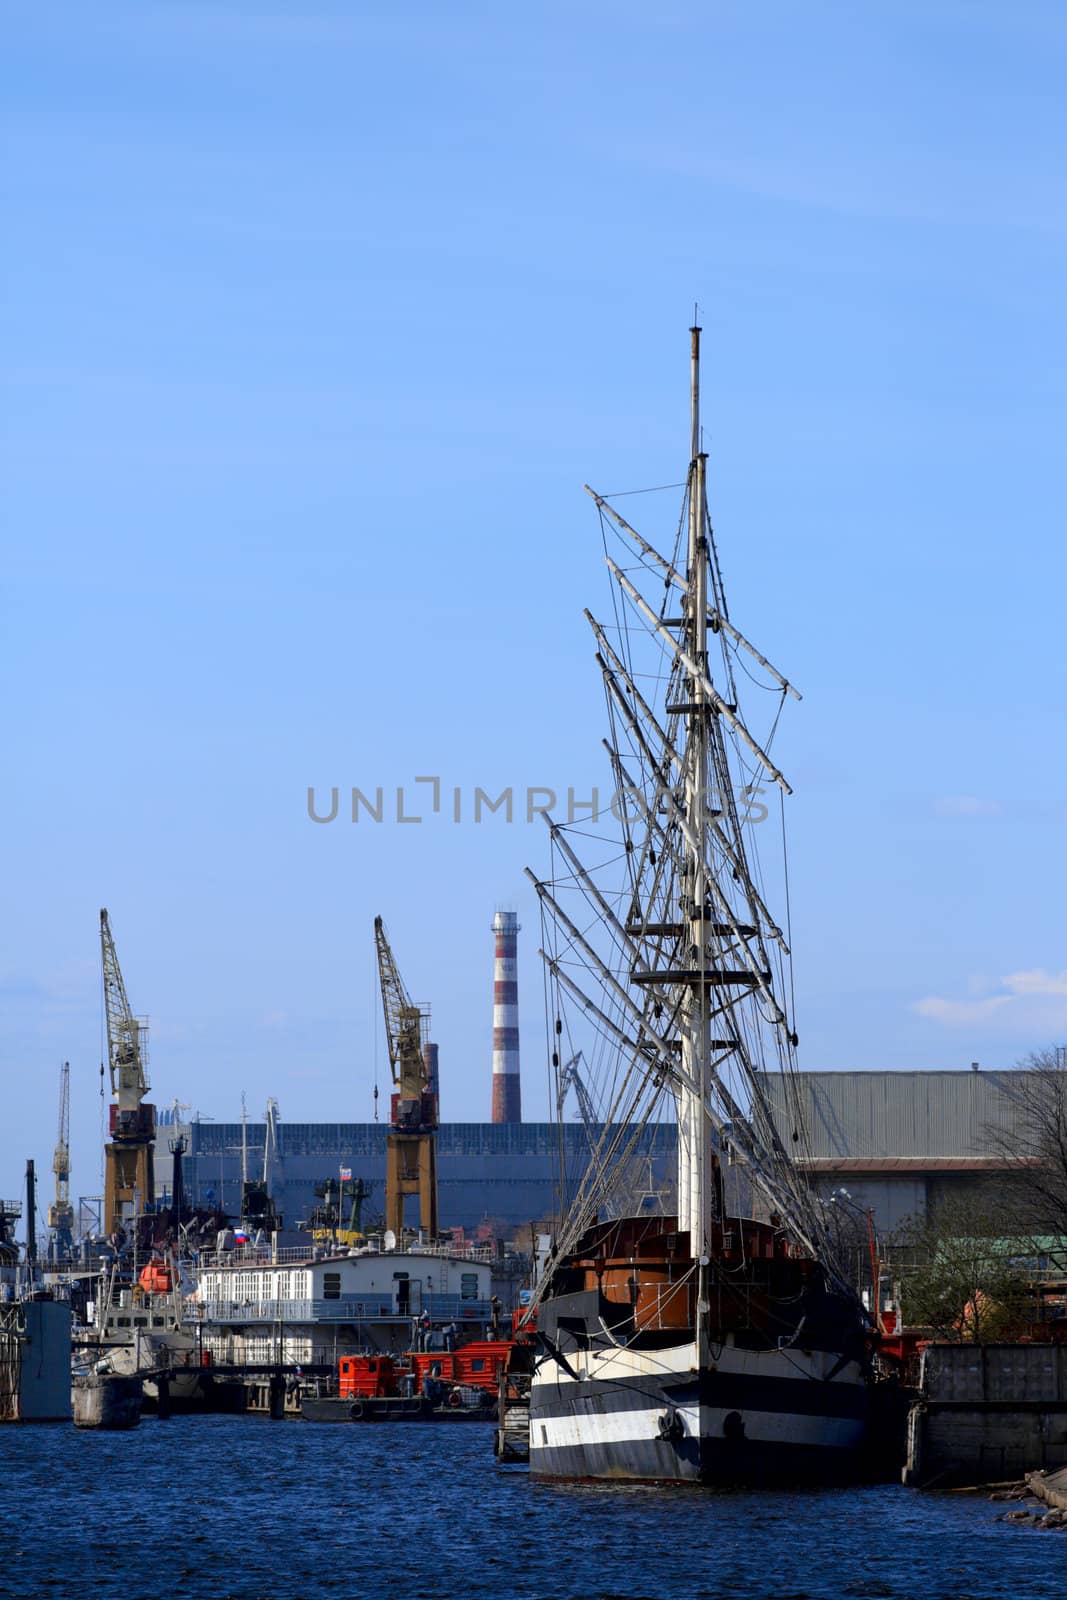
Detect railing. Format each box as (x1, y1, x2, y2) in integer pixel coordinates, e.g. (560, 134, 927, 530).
(195, 1240, 498, 1270)
(196, 1246, 318, 1269)
(197, 1295, 493, 1326)
(407, 1242, 498, 1263)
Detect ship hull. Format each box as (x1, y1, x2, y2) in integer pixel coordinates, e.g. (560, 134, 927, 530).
(529, 1338, 868, 1485)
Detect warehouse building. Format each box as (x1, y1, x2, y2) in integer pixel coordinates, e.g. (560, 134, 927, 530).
(763, 1069, 1037, 1233)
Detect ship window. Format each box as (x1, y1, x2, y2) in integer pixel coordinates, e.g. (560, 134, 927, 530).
(460, 1274, 478, 1300)
(133, 1316, 148, 1327)
(152, 1317, 165, 1327)
(470, 1358, 485, 1372)
(323, 1272, 341, 1301)
(116, 1317, 130, 1328)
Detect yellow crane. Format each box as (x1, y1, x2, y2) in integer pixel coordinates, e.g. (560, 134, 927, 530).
(100, 908, 156, 1236)
(374, 915, 438, 1239)
(47, 1061, 75, 1255)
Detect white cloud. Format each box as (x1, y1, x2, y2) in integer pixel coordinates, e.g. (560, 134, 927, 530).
(934, 795, 1002, 818)
(914, 994, 1012, 1025)
(914, 968, 1067, 1031)
(1002, 969, 1067, 997)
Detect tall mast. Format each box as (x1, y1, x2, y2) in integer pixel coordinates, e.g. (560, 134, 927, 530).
(522, 328, 854, 1305)
(690, 318, 700, 460)
(677, 324, 712, 1261)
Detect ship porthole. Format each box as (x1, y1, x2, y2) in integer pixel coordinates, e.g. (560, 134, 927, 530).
(723, 1410, 745, 1442)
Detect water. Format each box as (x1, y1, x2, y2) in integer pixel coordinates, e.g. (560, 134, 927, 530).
(5, 1417, 1063, 1600)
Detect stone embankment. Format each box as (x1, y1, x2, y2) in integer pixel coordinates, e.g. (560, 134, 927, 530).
(988, 1466, 1067, 1529)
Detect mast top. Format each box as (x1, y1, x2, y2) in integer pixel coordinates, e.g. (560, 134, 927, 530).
(689, 323, 702, 463)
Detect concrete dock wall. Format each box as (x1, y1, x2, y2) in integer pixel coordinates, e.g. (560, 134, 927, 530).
(0, 1300, 72, 1422)
(905, 1342, 1067, 1486)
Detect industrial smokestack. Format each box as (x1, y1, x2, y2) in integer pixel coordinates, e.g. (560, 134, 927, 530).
(491, 911, 522, 1123)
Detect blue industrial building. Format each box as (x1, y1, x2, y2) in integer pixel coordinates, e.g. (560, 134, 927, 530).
(154, 1113, 677, 1235)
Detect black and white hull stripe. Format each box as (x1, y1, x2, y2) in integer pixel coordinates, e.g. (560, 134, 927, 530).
(529, 1339, 868, 1484)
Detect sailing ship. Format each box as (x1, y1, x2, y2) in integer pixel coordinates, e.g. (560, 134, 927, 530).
(523, 326, 872, 1484)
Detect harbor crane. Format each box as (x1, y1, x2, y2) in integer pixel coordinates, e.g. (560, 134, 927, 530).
(374, 915, 438, 1239)
(556, 1050, 598, 1129)
(556, 1051, 667, 1217)
(47, 1061, 75, 1257)
(100, 908, 156, 1236)
(557, 1051, 608, 1192)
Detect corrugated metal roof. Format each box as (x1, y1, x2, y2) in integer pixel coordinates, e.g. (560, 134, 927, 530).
(798, 1156, 1036, 1173)
(764, 1071, 1034, 1159)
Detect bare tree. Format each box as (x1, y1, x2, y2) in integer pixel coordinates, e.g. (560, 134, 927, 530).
(986, 1046, 1067, 1270)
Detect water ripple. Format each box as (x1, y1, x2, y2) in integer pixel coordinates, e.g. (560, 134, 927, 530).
(1, 1417, 1062, 1600)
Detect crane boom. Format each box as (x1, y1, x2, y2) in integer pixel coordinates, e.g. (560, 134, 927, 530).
(53, 1061, 70, 1192)
(373, 915, 438, 1239)
(374, 916, 429, 1101)
(47, 1061, 75, 1251)
(100, 908, 156, 1235)
(101, 908, 149, 1108)
(557, 1051, 599, 1130)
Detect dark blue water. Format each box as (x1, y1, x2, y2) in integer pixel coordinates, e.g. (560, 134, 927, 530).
(4, 1417, 1062, 1600)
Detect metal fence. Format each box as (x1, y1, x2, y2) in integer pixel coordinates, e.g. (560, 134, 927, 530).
(196, 1241, 499, 1269)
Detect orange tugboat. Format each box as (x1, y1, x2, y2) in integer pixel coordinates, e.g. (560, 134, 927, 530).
(301, 1338, 520, 1421)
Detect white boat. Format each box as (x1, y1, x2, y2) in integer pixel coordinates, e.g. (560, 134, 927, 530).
(523, 325, 871, 1484)
(192, 1237, 499, 1368)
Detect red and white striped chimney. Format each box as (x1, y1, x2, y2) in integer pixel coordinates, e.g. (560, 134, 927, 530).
(491, 911, 521, 1123)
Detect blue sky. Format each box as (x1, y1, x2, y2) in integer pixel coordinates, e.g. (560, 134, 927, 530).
(2, 2, 1065, 1217)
